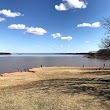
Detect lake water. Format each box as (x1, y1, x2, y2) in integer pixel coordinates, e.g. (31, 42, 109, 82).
(0, 54, 110, 74)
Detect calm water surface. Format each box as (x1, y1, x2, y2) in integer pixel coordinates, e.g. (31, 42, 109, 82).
(0, 54, 110, 74)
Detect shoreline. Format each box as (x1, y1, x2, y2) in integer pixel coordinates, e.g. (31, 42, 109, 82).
(1, 66, 110, 76)
(0, 66, 110, 88)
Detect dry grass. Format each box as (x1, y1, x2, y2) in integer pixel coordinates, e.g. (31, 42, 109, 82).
(0, 67, 110, 110)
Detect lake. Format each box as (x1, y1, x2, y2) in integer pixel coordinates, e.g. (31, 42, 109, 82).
(0, 54, 110, 74)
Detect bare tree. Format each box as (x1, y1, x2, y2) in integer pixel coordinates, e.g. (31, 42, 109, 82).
(100, 17, 110, 50)
(100, 36, 110, 49)
(102, 17, 110, 34)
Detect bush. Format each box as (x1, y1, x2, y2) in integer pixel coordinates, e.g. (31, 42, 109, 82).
(97, 49, 110, 59)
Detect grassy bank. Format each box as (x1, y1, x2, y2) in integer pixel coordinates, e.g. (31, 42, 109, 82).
(0, 67, 110, 110)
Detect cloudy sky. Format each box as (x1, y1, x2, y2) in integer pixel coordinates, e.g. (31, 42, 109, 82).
(0, 0, 110, 53)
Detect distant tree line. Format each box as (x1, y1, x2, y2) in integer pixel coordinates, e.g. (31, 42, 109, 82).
(0, 52, 11, 55)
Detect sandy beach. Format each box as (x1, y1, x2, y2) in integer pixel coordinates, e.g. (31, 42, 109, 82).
(0, 67, 110, 88)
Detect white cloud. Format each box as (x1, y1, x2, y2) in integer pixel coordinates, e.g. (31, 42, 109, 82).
(51, 33, 72, 41)
(61, 36, 72, 41)
(0, 17, 6, 22)
(67, 0, 87, 8)
(92, 22, 101, 27)
(77, 23, 91, 27)
(51, 33, 61, 38)
(55, 3, 68, 11)
(55, 0, 87, 11)
(86, 41, 89, 43)
(26, 27, 47, 35)
(8, 24, 47, 36)
(8, 24, 26, 29)
(0, 9, 23, 17)
(77, 22, 101, 28)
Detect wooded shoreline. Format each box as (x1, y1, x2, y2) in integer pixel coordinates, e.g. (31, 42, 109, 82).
(0, 52, 11, 55)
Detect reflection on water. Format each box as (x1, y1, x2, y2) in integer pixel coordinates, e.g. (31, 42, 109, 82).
(0, 54, 110, 74)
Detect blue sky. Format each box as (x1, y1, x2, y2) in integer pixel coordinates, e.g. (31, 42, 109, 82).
(0, 0, 110, 53)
